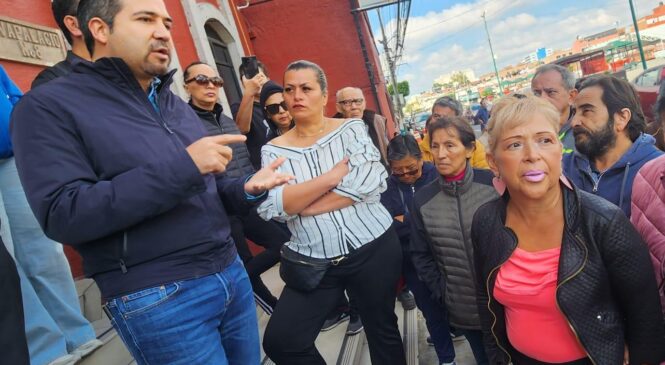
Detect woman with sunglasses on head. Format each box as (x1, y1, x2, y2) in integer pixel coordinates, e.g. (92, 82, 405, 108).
(410, 116, 498, 365)
(380, 133, 457, 365)
(258, 60, 405, 365)
(260, 81, 294, 136)
(472, 94, 665, 365)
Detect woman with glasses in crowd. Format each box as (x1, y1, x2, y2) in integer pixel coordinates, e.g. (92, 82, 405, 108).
(380, 133, 456, 365)
(410, 116, 497, 365)
(472, 94, 665, 365)
(258, 60, 405, 365)
(260, 81, 294, 136)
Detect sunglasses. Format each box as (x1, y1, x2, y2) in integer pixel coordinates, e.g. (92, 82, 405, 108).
(185, 74, 224, 88)
(392, 168, 419, 177)
(265, 101, 288, 115)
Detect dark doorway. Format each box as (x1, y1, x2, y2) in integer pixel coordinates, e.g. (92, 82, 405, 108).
(205, 23, 242, 105)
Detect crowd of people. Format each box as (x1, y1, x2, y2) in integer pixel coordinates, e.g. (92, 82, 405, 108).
(1, 1, 665, 365)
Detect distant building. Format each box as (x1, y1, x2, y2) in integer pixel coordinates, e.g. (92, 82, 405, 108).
(521, 48, 552, 64)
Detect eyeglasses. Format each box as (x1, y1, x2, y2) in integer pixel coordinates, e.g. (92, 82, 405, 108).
(391, 168, 420, 177)
(265, 101, 288, 115)
(512, 93, 527, 99)
(337, 98, 364, 107)
(185, 74, 224, 88)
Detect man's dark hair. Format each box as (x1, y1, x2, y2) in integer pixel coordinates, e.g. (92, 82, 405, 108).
(428, 116, 476, 150)
(77, 0, 123, 56)
(431, 96, 462, 116)
(387, 134, 422, 161)
(52, 0, 81, 45)
(238, 60, 268, 80)
(578, 75, 646, 142)
(183, 61, 208, 81)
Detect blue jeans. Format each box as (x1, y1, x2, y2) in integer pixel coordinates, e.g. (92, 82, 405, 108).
(403, 251, 455, 364)
(105, 255, 260, 365)
(0, 158, 95, 365)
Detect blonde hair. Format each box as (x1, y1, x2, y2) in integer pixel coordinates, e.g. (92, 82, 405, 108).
(487, 94, 561, 152)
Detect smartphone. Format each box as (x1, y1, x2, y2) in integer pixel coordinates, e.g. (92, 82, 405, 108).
(242, 56, 259, 79)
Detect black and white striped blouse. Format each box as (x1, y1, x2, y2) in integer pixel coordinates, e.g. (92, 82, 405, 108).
(257, 119, 393, 259)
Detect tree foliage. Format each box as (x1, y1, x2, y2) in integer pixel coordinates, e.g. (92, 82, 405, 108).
(388, 80, 410, 97)
(450, 71, 470, 86)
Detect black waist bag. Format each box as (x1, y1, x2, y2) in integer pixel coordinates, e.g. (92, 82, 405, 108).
(279, 245, 345, 292)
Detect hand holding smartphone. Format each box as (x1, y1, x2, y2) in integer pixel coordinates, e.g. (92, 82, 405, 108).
(241, 56, 259, 79)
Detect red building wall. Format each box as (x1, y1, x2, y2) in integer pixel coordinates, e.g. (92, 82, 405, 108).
(234, 0, 395, 131)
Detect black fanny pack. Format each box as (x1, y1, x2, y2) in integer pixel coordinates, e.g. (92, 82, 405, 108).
(279, 245, 346, 292)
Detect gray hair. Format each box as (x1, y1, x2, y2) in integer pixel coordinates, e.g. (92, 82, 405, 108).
(77, 0, 123, 56)
(533, 64, 576, 91)
(432, 96, 462, 116)
(336, 86, 363, 101)
(285, 60, 328, 94)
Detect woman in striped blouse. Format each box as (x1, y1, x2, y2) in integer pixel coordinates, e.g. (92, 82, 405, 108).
(258, 60, 405, 365)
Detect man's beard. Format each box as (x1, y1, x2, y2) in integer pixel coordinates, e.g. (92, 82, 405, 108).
(143, 42, 171, 76)
(573, 119, 616, 160)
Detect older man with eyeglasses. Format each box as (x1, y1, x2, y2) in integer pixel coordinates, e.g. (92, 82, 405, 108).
(334, 87, 390, 166)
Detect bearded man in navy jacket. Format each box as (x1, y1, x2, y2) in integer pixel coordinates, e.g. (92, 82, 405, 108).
(10, 0, 292, 364)
(563, 75, 662, 218)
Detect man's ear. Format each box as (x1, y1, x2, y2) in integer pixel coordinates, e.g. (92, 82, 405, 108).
(63, 15, 83, 38)
(567, 88, 578, 105)
(87, 17, 111, 52)
(613, 107, 631, 134)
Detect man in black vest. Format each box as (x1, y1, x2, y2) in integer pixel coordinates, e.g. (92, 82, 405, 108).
(185, 61, 288, 314)
(32, 0, 91, 89)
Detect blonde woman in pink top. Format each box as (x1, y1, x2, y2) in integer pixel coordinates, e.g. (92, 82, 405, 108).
(471, 94, 665, 365)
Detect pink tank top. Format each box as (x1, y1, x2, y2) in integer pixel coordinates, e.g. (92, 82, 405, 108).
(494, 247, 587, 363)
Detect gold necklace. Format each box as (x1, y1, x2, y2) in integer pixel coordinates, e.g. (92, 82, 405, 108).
(296, 118, 327, 138)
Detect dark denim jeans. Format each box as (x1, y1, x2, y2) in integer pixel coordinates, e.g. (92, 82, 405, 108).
(403, 252, 456, 364)
(105, 255, 260, 365)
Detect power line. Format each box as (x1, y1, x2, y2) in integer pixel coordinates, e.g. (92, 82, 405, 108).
(405, 0, 494, 35)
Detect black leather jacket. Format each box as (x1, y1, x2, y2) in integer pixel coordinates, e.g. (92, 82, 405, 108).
(471, 183, 665, 365)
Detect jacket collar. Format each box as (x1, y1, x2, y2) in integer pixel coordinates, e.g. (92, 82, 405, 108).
(438, 160, 474, 195)
(573, 133, 659, 171)
(189, 101, 222, 117)
(73, 57, 177, 94)
(496, 179, 581, 231)
(490, 181, 584, 279)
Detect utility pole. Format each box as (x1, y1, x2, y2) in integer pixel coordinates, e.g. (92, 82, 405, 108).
(377, 9, 405, 127)
(629, 0, 648, 70)
(481, 11, 502, 92)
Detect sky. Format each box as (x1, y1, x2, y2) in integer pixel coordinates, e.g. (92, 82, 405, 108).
(367, 0, 662, 94)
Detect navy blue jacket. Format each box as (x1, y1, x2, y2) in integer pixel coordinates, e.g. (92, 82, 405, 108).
(11, 58, 254, 298)
(563, 133, 663, 217)
(380, 162, 439, 245)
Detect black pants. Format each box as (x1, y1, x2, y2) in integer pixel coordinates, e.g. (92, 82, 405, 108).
(263, 228, 406, 365)
(0, 235, 29, 365)
(230, 208, 289, 311)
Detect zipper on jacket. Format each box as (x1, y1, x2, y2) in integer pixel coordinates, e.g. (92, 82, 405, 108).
(590, 169, 605, 193)
(119, 231, 128, 274)
(486, 265, 513, 364)
(157, 106, 174, 134)
(555, 232, 597, 365)
(109, 61, 175, 134)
